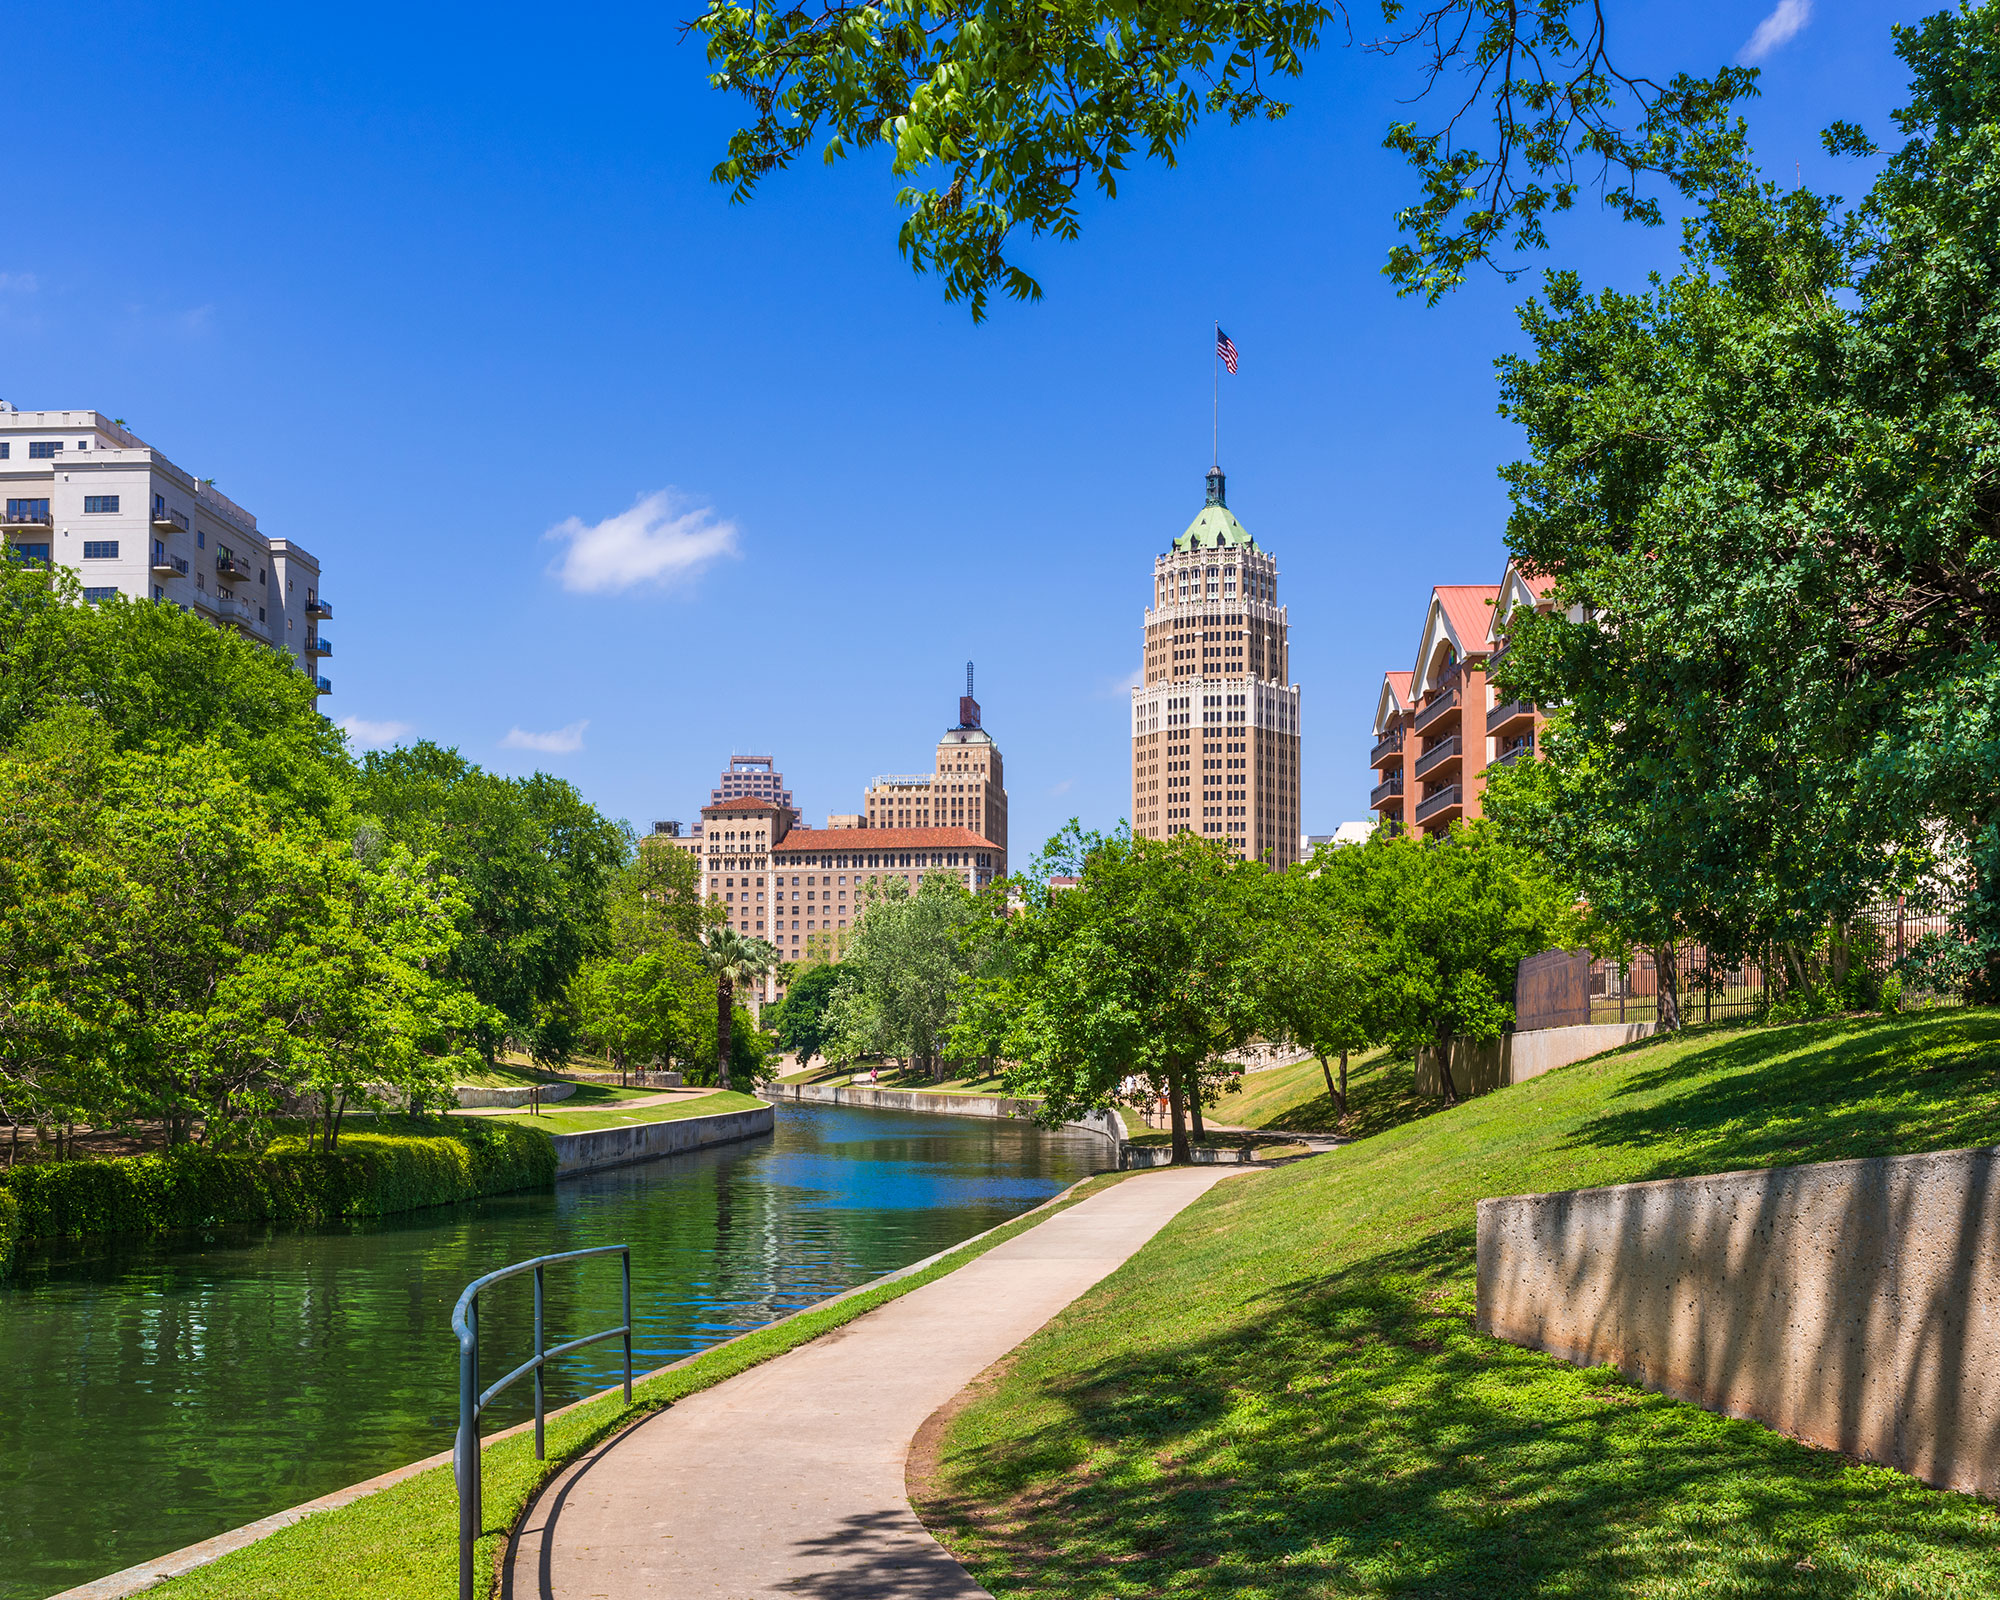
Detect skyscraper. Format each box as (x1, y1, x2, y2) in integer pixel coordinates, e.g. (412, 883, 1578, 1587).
(862, 666, 1009, 858)
(1129, 468, 1301, 867)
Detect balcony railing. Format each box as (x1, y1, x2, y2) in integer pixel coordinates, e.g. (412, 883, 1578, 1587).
(2, 506, 53, 528)
(1369, 729, 1404, 765)
(1414, 784, 1463, 825)
(1369, 775, 1405, 808)
(216, 554, 251, 581)
(307, 598, 332, 619)
(151, 506, 189, 532)
(1412, 734, 1463, 781)
(151, 551, 190, 577)
(309, 635, 333, 656)
(1491, 737, 1535, 769)
(315, 676, 332, 695)
(1487, 698, 1534, 734)
(1411, 684, 1461, 734)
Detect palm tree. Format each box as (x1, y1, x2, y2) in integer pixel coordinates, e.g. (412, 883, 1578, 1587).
(703, 929, 779, 1090)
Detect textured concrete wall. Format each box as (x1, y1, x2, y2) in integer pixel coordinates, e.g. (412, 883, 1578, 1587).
(758, 1079, 1123, 1149)
(1415, 1022, 1655, 1098)
(551, 1105, 774, 1178)
(451, 1081, 577, 1108)
(1477, 1147, 2000, 1494)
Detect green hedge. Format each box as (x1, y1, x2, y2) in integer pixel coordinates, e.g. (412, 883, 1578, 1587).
(0, 1185, 16, 1275)
(0, 1121, 556, 1252)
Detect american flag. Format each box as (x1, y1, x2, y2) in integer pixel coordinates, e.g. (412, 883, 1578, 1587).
(1215, 326, 1240, 374)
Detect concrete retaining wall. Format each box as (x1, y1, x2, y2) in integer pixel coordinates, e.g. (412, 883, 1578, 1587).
(561, 1070, 683, 1089)
(1416, 1022, 1655, 1098)
(757, 1079, 1124, 1150)
(452, 1081, 577, 1109)
(552, 1105, 774, 1178)
(1121, 1143, 1262, 1168)
(1476, 1146, 2000, 1495)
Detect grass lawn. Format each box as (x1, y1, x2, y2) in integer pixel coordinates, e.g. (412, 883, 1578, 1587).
(1211, 1045, 1432, 1139)
(472, 1089, 766, 1133)
(919, 1011, 2000, 1599)
(451, 1061, 577, 1089)
(775, 1061, 1019, 1095)
(152, 1170, 1138, 1600)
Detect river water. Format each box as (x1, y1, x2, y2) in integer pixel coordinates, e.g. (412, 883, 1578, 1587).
(0, 1102, 1109, 1599)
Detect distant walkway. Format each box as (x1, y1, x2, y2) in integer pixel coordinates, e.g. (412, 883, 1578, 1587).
(452, 1086, 719, 1119)
(505, 1166, 1237, 1598)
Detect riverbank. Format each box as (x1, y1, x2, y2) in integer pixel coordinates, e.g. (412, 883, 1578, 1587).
(759, 1078, 1123, 1149)
(917, 1011, 2000, 1598)
(1, 1120, 556, 1261)
(108, 1166, 1140, 1600)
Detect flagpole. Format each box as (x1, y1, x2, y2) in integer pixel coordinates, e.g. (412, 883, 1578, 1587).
(1212, 321, 1219, 469)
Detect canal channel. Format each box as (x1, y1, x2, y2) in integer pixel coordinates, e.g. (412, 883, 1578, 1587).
(0, 1101, 1110, 1599)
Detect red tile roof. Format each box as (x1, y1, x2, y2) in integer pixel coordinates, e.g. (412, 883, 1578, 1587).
(705, 795, 787, 814)
(773, 825, 999, 855)
(1382, 669, 1413, 707)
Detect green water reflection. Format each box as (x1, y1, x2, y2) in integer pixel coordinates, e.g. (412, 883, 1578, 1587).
(0, 1103, 1107, 1598)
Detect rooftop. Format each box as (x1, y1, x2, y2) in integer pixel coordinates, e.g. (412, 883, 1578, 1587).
(775, 825, 999, 855)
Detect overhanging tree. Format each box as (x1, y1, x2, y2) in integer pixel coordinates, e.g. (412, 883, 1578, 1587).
(691, 0, 1755, 312)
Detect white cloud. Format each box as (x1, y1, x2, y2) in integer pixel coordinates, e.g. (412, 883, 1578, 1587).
(0, 273, 37, 293)
(1048, 778, 1074, 796)
(1740, 0, 1811, 64)
(338, 715, 414, 748)
(177, 303, 215, 335)
(501, 719, 588, 755)
(544, 490, 739, 594)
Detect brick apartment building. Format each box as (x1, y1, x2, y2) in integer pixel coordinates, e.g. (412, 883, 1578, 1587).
(1370, 558, 1552, 837)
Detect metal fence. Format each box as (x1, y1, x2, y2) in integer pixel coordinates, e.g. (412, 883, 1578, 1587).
(1578, 898, 1969, 1028)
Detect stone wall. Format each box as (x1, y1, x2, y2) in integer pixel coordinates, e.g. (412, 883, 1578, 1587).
(1476, 1146, 2000, 1495)
(757, 1079, 1123, 1150)
(551, 1105, 774, 1178)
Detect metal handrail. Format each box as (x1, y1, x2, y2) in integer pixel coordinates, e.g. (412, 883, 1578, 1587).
(451, 1244, 633, 1600)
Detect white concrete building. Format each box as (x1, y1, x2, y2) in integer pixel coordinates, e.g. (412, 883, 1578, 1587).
(0, 402, 331, 694)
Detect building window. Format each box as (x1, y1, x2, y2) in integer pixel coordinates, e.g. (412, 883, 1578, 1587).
(83, 586, 117, 603)
(84, 496, 120, 514)
(0, 444, 8, 459)
(82, 541, 119, 560)
(8, 543, 51, 564)
(198, 530, 206, 548)
(28, 441, 61, 459)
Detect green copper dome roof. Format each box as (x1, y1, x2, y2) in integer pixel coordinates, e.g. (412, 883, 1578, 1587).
(1173, 504, 1256, 553)
(1171, 467, 1258, 552)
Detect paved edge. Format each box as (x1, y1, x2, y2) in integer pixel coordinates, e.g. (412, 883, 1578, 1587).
(46, 1167, 1133, 1600)
(504, 1166, 1246, 1600)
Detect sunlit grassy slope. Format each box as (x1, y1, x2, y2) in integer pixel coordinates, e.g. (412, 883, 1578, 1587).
(921, 1012, 2000, 1599)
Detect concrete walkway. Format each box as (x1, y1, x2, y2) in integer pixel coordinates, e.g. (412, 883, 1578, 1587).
(504, 1166, 1238, 1599)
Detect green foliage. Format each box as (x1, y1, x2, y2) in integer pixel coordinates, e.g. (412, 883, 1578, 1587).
(358, 743, 628, 1063)
(956, 824, 1265, 1160)
(0, 1184, 15, 1275)
(0, 1121, 555, 1249)
(700, 929, 781, 1090)
(766, 961, 842, 1065)
(570, 944, 710, 1079)
(690, 0, 1754, 313)
(1489, 3, 2000, 986)
(827, 871, 994, 1078)
(925, 1012, 2000, 1599)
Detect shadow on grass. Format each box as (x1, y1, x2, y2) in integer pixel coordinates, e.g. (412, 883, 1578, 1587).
(924, 1228, 1993, 1599)
(1563, 1010, 2000, 1183)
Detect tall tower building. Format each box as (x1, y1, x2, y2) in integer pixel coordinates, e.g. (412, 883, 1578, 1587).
(1129, 469, 1301, 867)
(863, 666, 1009, 857)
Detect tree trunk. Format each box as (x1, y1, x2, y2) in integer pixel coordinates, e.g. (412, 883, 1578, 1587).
(1651, 944, 1682, 1032)
(717, 977, 735, 1091)
(1167, 1075, 1191, 1165)
(1434, 1031, 1459, 1107)
(1317, 1053, 1340, 1116)
(1189, 1070, 1206, 1142)
(330, 1090, 349, 1151)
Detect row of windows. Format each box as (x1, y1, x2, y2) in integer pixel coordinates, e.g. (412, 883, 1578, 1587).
(84, 496, 119, 514)
(82, 541, 118, 560)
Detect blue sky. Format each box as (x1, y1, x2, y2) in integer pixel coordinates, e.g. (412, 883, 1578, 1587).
(0, 0, 1928, 851)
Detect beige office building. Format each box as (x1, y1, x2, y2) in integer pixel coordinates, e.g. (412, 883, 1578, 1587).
(1130, 469, 1301, 867)
(862, 671, 1008, 858)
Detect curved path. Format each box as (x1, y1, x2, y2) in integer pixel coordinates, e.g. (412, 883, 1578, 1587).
(504, 1165, 1237, 1599)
